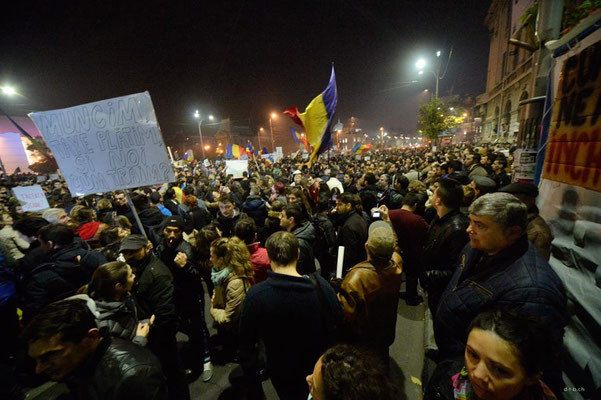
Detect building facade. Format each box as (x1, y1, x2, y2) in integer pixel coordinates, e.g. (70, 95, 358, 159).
(475, 0, 538, 143)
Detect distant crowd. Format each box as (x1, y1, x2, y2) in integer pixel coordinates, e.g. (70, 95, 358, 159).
(0, 143, 565, 400)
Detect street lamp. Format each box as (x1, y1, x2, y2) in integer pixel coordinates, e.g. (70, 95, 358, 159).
(194, 110, 215, 160)
(416, 52, 444, 98)
(269, 113, 278, 153)
(1, 85, 16, 96)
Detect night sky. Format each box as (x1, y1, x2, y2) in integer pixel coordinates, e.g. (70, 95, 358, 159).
(1, 0, 491, 148)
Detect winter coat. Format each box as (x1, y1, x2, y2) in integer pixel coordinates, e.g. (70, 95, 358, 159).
(338, 259, 403, 350)
(183, 207, 212, 234)
(421, 209, 469, 312)
(336, 210, 369, 276)
(312, 213, 337, 276)
(242, 196, 268, 231)
(215, 209, 246, 238)
(467, 163, 488, 180)
(94, 297, 148, 347)
(133, 208, 166, 244)
(291, 222, 317, 275)
(210, 272, 251, 331)
(130, 253, 177, 343)
(434, 236, 567, 359)
(65, 335, 167, 400)
(21, 241, 107, 323)
(0, 225, 29, 267)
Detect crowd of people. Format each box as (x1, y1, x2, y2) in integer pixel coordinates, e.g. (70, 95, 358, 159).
(0, 143, 566, 400)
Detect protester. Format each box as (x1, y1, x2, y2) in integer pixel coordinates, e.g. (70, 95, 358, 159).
(465, 152, 488, 180)
(337, 221, 403, 366)
(306, 344, 400, 400)
(240, 231, 341, 400)
(0, 212, 30, 267)
(23, 299, 168, 400)
(234, 217, 271, 284)
(215, 193, 246, 237)
(209, 236, 254, 359)
(335, 193, 368, 276)
(425, 309, 559, 400)
(279, 203, 317, 275)
(434, 193, 566, 393)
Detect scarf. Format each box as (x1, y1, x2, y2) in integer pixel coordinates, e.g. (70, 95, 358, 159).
(211, 266, 232, 287)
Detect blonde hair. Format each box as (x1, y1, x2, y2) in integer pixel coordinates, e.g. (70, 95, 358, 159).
(211, 236, 254, 280)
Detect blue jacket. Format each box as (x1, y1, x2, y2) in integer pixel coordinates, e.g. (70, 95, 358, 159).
(434, 236, 566, 358)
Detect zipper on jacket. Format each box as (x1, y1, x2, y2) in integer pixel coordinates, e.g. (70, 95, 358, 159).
(469, 281, 493, 297)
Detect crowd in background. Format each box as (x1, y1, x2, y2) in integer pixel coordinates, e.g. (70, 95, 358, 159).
(0, 143, 566, 400)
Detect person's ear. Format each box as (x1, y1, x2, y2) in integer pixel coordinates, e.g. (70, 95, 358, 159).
(505, 226, 523, 241)
(146, 242, 153, 251)
(82, 328, 100, 347)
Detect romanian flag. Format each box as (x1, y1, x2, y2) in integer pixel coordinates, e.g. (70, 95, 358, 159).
(354, 143, 372, 154)
(226, 143, 243, 159)
(284, 66, 338, 162)
(290, 127, 310, 152)
(183, 149, 194, 162)
(259, 146, 269, 155)
(264, 155, 274, 165)
(246, 142, 254, 157)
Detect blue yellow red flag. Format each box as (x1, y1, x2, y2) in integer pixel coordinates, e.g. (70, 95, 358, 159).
(284, 66, 337, 162)
(226, 143, 243, 159)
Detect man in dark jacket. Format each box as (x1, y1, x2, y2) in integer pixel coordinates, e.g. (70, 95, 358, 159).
(22, 224, 107, 323)
(240, 231, 341, 400)
(215, 193, 246, 237)
(242, 186, 268, 241)
(335, 193, 369, 276)
(131, 194, 166, 244)
(376, 174, 403, 210)
(121, 234, 189, 400)
(434, 193, 566, 393)
(421, 179, 469, 315)
(279, 204, 316, 275)
(155, 217, 212, 381)
(23, 299, 167, 400)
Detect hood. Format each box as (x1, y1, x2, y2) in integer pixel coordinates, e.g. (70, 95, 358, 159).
(292, 221, 316, 242)
(243, 197, 265, 211)
(94, 300, 129, 321)
(77, 221, 101, 240)
(138, 207, 165, 227)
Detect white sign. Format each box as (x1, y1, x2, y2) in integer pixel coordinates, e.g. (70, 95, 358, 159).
(336, 246, 345, 279)
(364, 156, 371, 161)
(29, 92, 175, 197)
(12, 185, 50, 212)
(225, 160, 248, 179)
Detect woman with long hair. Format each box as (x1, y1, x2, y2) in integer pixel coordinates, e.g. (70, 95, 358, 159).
(209, 236, 254, 359)
(84, 261, 152, 346)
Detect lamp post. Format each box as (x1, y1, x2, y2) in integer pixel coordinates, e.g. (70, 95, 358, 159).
(194, 110, 214, 160)
(416, 50, 443, 98)
(269, 112, 277, 153)
(380, 127, 384, 150)
(258, 127, 264, 149)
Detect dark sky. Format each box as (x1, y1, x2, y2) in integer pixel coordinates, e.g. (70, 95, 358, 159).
(1, 0, 491, 145)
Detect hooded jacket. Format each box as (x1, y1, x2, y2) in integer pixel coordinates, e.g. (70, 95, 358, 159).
(21, 241, 107, 323)
(94, 298, 147, 346)
(242, 196, 268, 230)
(291, 222, 317, 275)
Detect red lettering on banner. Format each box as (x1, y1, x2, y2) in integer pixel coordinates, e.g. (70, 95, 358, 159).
(585, 139, 601, 186)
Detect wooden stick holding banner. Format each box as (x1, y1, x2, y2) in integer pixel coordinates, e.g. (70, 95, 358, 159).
(336, 246, 344, 279)
(126, 190, 147, 239)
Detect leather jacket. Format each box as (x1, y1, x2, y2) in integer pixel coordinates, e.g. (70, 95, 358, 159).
(65, 335, 167, 400)
(421, 209, 469, 303)
(338, 260, 403, 349)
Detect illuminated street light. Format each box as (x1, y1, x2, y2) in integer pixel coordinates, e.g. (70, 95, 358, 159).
(415, 58, 426, 69)
(271, 112, 278, 119)
(1, 86, 16, 96)
(204, 144, 211, 151)
(194, 110, 217, 159)
(418, 70, 424, 75)
(436, 50, 441, 57)
(208, 115, 214, 121)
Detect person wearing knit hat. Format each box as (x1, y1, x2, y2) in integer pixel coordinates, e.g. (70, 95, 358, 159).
(337, 220, 403, 368)
(500, 183, 553, 260)
(469, 175, 497, 199)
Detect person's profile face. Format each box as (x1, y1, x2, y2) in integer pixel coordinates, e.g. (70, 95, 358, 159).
(28, 333, 94, 382)
(466, 214, 512, 255)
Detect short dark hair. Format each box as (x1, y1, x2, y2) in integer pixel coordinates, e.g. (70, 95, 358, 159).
(337, 192, 354, 205)
(149, 191, 161, 204)
(364, 172, 377, 185)
(131, 193, 149, 210)
(100, 227, 121, 247)
(38, 224, 75, 246)
(22, 299, 97, 344)
(436, 178, 463, 210)
(14, 216, 50, 237)
(394, 174, 409, 190)
(468, 309, 556, 378)
(321, 344, 400, 400)
(283, 203, 305, 224)
(470, 152, 481, 164)
(266, 231, 299, 266)
(448, 159, 463, 172)
(402, 192, 421, 208)
(218, 193, 235, 205)
(234, 218, 257, 245)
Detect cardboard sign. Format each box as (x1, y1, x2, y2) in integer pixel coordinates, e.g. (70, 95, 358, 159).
(29, 92, 175, 197)
(12, 185, 50, 211)
(225, 160, 248, 179)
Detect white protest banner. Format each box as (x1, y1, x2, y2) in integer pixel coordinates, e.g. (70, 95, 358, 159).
(336, 246, 345, 279)
(29, 92, 175, 197)
(12, 185, 50, 212)
(225, 160, 248, 179)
